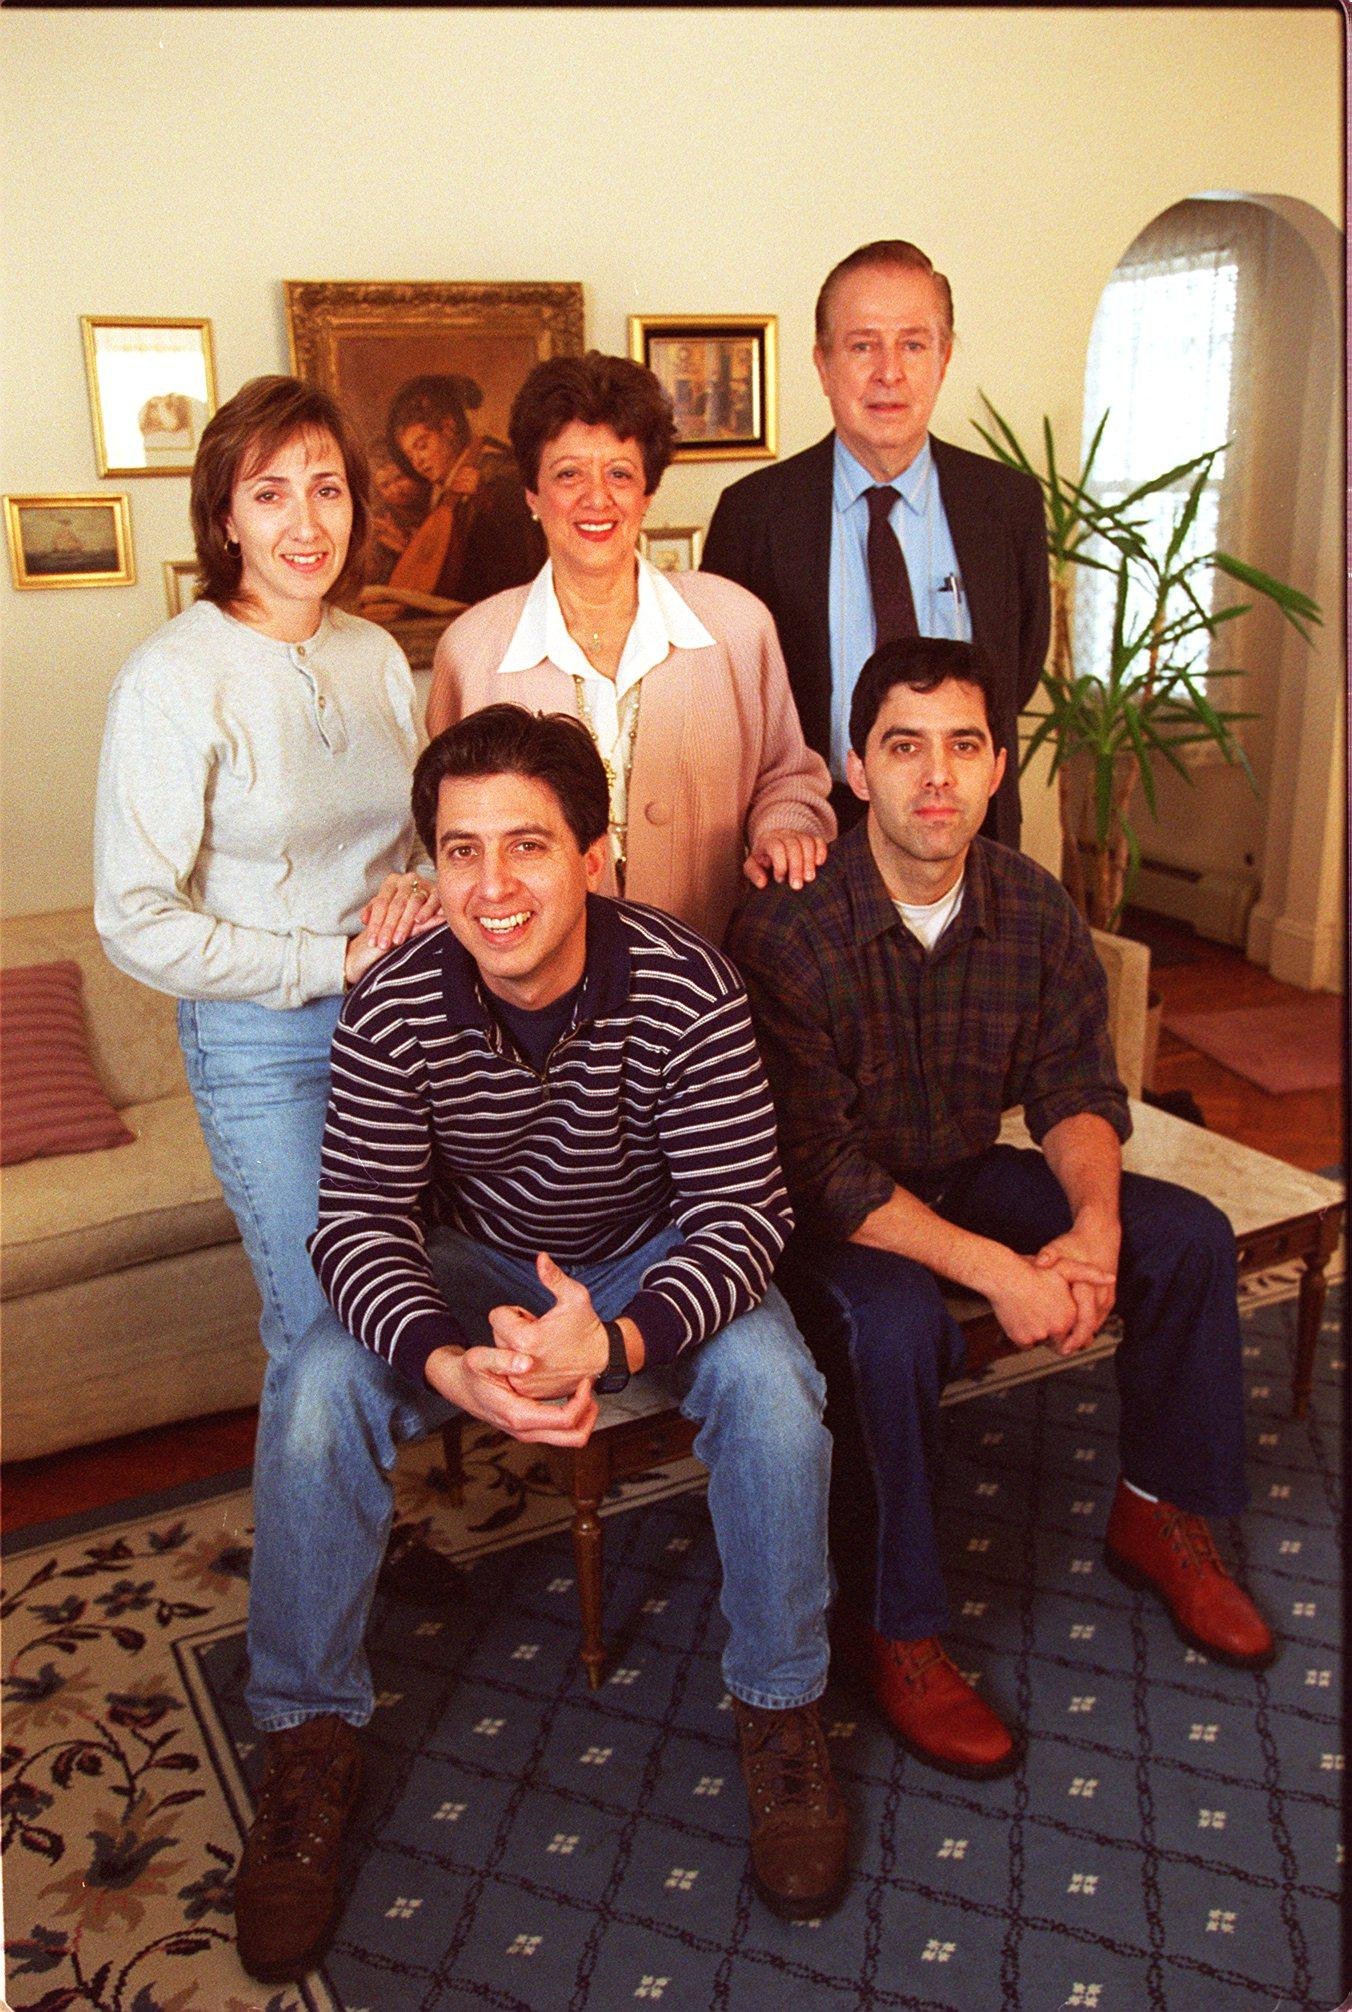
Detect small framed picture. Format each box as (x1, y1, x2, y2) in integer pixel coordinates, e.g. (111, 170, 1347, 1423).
(639, 525, 704, 576)
(629, 315, 777, 462)
(163, 557, 201, 616)
(80, 317, 218, 477)
(4, 494, 135, 589)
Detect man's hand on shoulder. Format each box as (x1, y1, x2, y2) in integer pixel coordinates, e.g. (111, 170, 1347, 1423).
(424, 1341, 598, 1446)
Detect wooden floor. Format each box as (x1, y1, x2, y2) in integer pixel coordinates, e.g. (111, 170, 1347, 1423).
(4, 917, 1342, 1538)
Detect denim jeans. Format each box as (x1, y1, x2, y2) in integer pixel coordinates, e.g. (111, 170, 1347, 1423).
(247, 1223, 833, 1730)
(782, 1145, 1249, 1643)
(177, 994, 342, 1403)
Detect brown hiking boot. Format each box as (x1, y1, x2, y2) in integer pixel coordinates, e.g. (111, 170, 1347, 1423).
(732, 1698, 849, 1919)
(233, 1715, 362, 1983)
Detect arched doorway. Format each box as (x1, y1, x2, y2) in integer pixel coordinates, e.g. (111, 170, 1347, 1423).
(1076, 195, 1341, 989)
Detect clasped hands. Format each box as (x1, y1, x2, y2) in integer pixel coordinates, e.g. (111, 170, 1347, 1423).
(988, 1214, 1121, 1359)
(424, 1253, 616, 1449)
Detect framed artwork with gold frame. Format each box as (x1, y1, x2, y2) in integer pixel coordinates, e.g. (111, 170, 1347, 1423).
(285, 279, 584, 668)
(80, 317, 218, 477)
(4, 493, 135, 589)
(163, 558, 201, 616)
(639, 525, 704, 575)
(628, 315, 777, 462)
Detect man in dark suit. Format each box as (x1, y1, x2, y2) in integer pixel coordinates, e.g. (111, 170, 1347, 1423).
(702, 240, 1048, 849)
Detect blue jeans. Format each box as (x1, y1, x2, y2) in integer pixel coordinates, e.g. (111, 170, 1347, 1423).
(246, 1223, 833, 1730)
(782, 1146, 1249, 1643)
(177, 994, 342, 1398)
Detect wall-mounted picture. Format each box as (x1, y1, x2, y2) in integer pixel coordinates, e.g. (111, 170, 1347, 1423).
(163, 558, 201, 617)
(629, 316, 777, 462)
(4, 494, 134, 589)
(639, 525, 704, 576)
(81, 318, 218, 477)
(285, 279, 584, 668)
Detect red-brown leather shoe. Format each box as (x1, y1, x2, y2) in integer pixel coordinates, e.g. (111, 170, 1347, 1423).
(732, 1699, 850, 1920)
(834, 1607, 1020, 1778)
(1104, 1478, 1277, 1670)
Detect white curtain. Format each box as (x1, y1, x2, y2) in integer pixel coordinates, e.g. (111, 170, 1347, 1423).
(1074, 199, 1268, 686)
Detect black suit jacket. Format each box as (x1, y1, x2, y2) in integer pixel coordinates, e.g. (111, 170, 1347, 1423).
(701, 432, 1049, 850)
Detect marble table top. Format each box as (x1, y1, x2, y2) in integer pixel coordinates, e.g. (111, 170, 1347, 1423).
(999, 1099, 1343, 1239)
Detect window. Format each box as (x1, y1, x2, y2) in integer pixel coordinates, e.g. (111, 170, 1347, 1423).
(1075, 201, 1266, 688)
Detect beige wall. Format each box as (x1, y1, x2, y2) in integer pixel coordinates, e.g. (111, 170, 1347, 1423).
(1, 7, 1343, 953)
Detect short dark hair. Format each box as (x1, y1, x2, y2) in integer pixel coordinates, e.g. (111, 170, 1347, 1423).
(815, 240, 954, 348)
(509, 351, 676, 494)
(386, 374, 484, 479)
(412, 704, 610, 857)
(190, 374, 370, 609)
(849, 637, 1004, 756)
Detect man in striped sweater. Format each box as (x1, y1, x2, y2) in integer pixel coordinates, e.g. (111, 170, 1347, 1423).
(233, 705, 847, 1984)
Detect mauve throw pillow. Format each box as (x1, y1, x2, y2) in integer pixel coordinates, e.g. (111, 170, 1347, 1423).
(0, 960, 135, 1166)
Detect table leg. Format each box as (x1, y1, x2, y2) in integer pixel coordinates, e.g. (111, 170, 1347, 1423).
(567, 1447, 609, 1689)
(1292, 1209, 1341, 1418)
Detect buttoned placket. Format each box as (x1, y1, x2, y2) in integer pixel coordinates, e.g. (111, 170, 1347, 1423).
(288, 636, 347, 755)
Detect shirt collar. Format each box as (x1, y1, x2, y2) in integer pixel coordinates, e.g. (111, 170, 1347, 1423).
(833, 434, 934, 517)
(841, 820, 993, 948)
(437, 892, 633, 1048)
(496, 558, 714, 692)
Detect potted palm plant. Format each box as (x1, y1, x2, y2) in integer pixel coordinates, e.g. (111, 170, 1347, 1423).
(974, 400, 1321, 930)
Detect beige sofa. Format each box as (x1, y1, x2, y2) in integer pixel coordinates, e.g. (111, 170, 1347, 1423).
(2, 908, 264, 1464)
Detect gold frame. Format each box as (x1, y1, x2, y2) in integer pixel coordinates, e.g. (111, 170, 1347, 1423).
(628, 315, 778, 462)
(4, 493, 135, 589)
(285, 279, 584, 668)
(80, 316, 218, 477)
(162, 557, 200, 616)
(639, 524, 704, 574)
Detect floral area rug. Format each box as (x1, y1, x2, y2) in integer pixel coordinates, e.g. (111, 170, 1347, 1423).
(2, 1427, 705, 2012)
(3, 1270, 1342, 2012)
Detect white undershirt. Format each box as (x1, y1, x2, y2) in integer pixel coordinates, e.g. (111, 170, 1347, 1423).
(893, 874, 965, 950)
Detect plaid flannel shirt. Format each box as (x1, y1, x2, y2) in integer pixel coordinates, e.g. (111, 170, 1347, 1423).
(726, 825, 1131, 1239)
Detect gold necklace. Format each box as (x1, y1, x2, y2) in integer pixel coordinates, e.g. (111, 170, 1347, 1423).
(556, 582, 636, 665)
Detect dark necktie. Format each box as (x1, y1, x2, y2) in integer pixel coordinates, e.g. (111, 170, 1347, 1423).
(866, 485, 919, 647)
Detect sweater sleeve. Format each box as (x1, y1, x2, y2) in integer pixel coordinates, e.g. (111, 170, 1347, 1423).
(739, 602, 836, 847)
(93, 671, 348, 1008)
(618, 984, 795, 1366)
(308, 1007, 466, 1385)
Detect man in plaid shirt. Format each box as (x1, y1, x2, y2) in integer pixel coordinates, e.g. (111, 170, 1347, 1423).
(728, 636, 1274, 1778)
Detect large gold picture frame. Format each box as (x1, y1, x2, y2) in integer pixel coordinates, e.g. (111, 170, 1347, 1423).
(4, 493, 135, 590)
(285, 280, 584, 668)
(629, 315, 778, 462)
(80, 317, 217, 477)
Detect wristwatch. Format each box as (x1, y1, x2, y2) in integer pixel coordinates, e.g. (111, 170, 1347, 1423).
(593, 1319, 631, 1394)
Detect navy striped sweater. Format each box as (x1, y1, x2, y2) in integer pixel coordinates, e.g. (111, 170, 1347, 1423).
(309, 895, 794, 1386)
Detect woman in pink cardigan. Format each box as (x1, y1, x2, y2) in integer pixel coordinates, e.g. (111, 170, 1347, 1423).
(426, 351, 833, 946)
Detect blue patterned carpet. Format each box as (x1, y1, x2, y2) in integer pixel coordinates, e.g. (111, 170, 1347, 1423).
(4, 1282, 1344, 2010)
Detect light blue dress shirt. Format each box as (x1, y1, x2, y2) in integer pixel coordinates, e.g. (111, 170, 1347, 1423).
(827, 436, 971, 778)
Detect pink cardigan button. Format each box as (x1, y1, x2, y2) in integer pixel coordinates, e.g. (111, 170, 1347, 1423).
(643, 801, 674, 826)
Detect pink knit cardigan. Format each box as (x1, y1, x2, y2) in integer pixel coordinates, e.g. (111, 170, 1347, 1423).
(426, 569, 834, 947)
